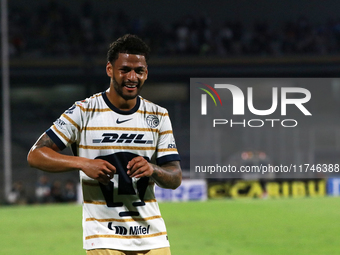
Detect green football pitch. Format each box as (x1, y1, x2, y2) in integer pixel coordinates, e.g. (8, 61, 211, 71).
(1, 197, 340, 255)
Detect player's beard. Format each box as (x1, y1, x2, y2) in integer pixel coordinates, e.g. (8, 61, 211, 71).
(112, 77, 142, 101)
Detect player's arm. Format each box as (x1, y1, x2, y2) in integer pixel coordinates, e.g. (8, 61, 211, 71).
(27, 133, 115, 184)
(150, 161, 182, 189)
(127, 157, 182, 189)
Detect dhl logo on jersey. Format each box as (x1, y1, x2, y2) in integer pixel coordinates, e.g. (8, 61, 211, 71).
(93, 133, 153, 144)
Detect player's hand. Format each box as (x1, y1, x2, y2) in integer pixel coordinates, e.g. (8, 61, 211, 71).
(127, 156, 153, 178)
(82, 158, 116, 185)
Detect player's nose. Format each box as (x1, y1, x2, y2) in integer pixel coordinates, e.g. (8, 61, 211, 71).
(127, 70, 137, 81)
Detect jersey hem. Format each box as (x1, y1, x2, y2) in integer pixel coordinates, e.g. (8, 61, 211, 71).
(84, 243, 170, 251)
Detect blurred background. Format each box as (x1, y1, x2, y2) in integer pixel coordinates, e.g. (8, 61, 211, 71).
(2, 0, 340, 204)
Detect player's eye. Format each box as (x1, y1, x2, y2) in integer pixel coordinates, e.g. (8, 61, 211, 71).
(120, 68, 130, 73)
(135, 68, 145, 74)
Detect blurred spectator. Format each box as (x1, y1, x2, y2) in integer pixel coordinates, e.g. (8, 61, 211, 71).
(35, 175, 51, 203)
(7, 181, 27, 205)
(51, 180, 64, 203)
(63, 180, 77, 202)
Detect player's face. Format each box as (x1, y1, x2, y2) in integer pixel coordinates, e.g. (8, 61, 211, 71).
(107, 53, 148, 101)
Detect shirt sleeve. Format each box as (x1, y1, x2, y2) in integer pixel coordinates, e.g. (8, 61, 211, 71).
(45, 102, 83, 150)
(155, 109, 181, 165)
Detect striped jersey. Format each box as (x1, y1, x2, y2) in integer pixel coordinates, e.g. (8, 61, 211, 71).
(46, 91, 180, 251)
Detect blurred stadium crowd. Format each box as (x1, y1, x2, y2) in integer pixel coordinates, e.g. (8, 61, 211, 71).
(7, 175, 77, 205)
(8, 0, 340, 58)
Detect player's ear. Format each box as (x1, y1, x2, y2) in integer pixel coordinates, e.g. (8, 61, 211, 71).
(145, 67, 148, 80)
(106, 62, 113, 77)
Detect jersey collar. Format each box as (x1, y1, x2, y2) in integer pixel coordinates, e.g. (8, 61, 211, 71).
(102, 92, 140, 115)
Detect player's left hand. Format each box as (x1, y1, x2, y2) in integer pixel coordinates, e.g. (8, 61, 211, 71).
(127, 156, 153, 178)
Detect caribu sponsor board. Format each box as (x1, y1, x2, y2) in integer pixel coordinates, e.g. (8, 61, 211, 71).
(155, 179, 207, 201)
(208, 179, 326, 199)
(207, 178, 340, 198)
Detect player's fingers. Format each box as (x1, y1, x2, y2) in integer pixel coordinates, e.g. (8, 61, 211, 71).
(102, 163, 116, 178)
(94, 159, 116, 172)
(130, 157, 147, 170)
(105, 162, 116, 173)
(101, 167, 116, 182)
(102, 170, 113, 179)
(127, 156, 144, 170)
(129, 164, 150, 178)
(95, 171, 109, 184)
(127, 161, 143, 175)
(99, 168, 113, 180)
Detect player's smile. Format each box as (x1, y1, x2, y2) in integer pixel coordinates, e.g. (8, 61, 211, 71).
(112, 79, 141, 101)
(123, 81, 139, 91)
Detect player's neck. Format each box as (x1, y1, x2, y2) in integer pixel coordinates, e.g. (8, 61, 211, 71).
(106, 89, 137, 111)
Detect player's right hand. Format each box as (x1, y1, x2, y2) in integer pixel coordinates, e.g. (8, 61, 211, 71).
(82, 158, 116, 185)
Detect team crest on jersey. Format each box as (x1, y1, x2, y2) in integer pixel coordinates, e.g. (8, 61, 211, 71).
(146, 115, 159, 128)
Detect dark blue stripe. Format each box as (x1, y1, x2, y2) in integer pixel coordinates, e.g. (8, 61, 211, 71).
(156, 154, 181, 166)
(46, 128, 67, 150)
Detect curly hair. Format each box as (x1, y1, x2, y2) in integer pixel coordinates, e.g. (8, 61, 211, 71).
(107, 34, 150, 64)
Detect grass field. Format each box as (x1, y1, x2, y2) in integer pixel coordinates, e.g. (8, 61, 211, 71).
(1, 197, 340, 255)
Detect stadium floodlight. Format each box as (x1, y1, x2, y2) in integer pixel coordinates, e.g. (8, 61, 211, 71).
(1, 0, 12, 201)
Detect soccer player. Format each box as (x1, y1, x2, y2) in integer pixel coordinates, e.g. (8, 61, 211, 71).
(27, 34, 182, 255)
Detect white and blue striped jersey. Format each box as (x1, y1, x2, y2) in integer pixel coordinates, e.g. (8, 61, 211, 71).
(46, 91, 180, 251)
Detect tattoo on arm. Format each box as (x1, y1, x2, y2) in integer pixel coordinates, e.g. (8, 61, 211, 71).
(35, 133, 56, 149)
(151, 161, 182, 189)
